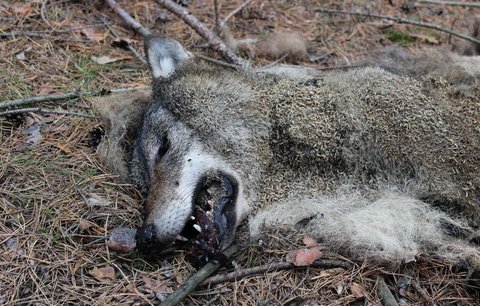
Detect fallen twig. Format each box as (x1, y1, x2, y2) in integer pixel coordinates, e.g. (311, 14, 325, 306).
(0, 108, 98, 119)
(377, 276, 399, 306)
(0, 23, 108, 38)
(161, 245, 239, 306)
(202, 259, 352, 286)
(418, 0, 480, 7)
(220, 0, 254, 28)
(315, 8, 480, 46)
(154, 0, 247, 67)
(104, 0, 152, 37)
(213, 0, 220, 34)
(194, 53, 239, 69)
(0, 87, 148, 110)
(411, 280, 433, 303)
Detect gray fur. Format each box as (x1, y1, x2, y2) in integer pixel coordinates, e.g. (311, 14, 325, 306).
(105, 37, 480, 259)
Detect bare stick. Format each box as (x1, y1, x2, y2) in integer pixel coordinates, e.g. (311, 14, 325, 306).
(220, 0, 254, 27)
(194, 53, 239, 69)
(0, 87, 148, 110)
(411, 280, 433, 303)
(418, 0, 480, 7)
(0, 23, 108, 38)
(0, 108, 99, 119)
(155, 0, 246, 67)
(377, 276, 399, 306)
(315, 8, 480, 46)
(214, 0, 220, 34)
(105, 0, 152, 37)
(203, 259, 352, 286)
(161, 245, 238, 306)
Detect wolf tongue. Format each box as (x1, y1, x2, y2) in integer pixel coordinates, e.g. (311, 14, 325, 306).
(214, 196, 231, 241)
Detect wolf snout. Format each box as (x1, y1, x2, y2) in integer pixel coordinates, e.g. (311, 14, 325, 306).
(136, 223, 167, 254)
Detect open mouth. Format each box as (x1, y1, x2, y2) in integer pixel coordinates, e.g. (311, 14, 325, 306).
(178, 171, 237, 266)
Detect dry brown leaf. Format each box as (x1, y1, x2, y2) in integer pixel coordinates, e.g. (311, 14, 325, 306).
(85, 193, 110, 207)
(286, 246, 323, 266)
(143, 276, 173, 294)
(91, 55, 131, 65)
(11, 4, 32, 16)
(81, 28, 107, 42)
(89, 266, 116, 281)
(335, 281, 345, 295)
(79, 219, 94, 231)
(56, 142, 72, 154)
(349, 282, 366, 298)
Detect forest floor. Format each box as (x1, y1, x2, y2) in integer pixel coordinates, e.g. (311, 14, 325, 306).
(1, 0, 479, 305)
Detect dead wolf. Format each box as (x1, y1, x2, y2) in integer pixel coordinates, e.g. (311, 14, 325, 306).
(96, 36, 480, 262)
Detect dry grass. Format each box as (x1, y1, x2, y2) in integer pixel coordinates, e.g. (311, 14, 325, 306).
(1, 0, 479, 305)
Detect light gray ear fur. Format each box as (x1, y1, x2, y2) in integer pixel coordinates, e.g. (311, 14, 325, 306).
(145, 37, 191, 79)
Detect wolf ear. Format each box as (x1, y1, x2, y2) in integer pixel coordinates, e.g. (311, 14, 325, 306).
(145, 36, 192, 79)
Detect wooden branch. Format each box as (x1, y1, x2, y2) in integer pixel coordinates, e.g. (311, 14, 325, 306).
(0, 23, 108, 38)
(105, 0, 152, 37)
(0, 87, 148, 110)
(194, 53, 239, 69)
(411, 280, 433, 303)
(203, 259, 352, 286)
(377, 276, 399, 306)
(220, 0, 254, 27)
(154, 0, 247, 67)
(213, 0, 220, 34)
(0, 108, 99, 119)
(161, 245, 239, 306)
(418, 0, 480, 7)
(315, 8, 480, 46)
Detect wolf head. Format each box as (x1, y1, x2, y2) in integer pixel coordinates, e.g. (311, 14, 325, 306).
(131, 37, 264, 254)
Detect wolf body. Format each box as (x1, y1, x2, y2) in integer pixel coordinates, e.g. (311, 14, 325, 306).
(108, 37, 480, 260)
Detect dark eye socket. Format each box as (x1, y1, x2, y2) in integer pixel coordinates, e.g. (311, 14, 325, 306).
(156, 134, 170, 161)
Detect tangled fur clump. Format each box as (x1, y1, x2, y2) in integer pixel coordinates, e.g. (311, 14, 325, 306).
(92, 89, 150, 178)
(250, 188, 478, 261)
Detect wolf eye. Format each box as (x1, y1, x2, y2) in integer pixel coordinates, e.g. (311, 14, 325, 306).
(156, 135, 170, 161)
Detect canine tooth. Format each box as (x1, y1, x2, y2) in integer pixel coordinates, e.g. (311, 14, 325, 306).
(193, 224, 202, 232)
(190, 216, 196, 220)
(176, 235, 188, 241)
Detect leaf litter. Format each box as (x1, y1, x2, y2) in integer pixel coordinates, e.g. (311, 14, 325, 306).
(1, 0, 479, 305)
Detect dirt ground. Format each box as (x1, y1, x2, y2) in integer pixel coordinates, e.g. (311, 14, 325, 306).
(1, 0, 479, 305)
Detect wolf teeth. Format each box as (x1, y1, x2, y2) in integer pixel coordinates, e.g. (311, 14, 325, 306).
(193, 224, 202, 232)
(190, 216, 196, 220)
(176, 235, 188, 241)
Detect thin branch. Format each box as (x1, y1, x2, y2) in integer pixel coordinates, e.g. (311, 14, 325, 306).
(0, 87, 148, 110)
(161, 245, 239, 306)
(202, 259, 352, 286)
(194, 53, 239, 69)
(377, 276, 399, 306)
(104, 0, 152, 37)
(0, 23, 108, 38)
(155, 0, 247, 67)
(411, 280, 433, 303)
(315, 8, 480, 46)
(0, 108, 99, 119)
(213, 0, 220, 34)
(220, 0, 254, 27)
(418, 0, 480, 7)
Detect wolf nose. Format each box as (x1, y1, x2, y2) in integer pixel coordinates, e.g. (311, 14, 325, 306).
(136, 224, 164, 254)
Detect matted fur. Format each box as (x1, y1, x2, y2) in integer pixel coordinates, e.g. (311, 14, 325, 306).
(95, 44, 480, 261)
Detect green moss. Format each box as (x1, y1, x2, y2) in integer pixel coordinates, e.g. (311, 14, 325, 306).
(383, 30, 415, 45)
